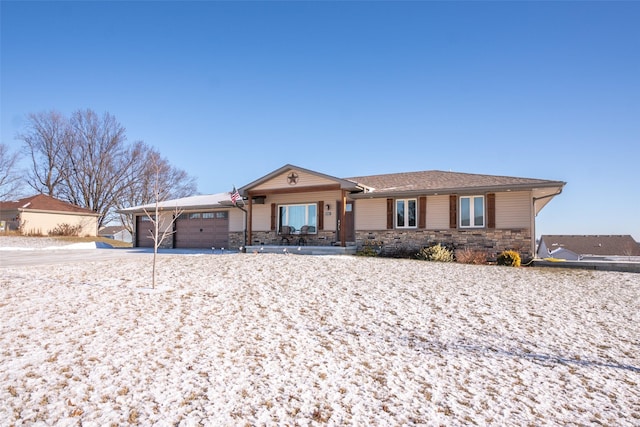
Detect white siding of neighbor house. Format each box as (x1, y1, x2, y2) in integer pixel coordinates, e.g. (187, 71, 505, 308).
(354, 198, 387, 230)
(495, 191, 531, 228)
(21, 211, 98, 236)
(252, 170, 337, 191)
(426, 195, 450, 229)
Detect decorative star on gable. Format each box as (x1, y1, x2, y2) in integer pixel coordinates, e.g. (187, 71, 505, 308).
(287, 172, 299, 185)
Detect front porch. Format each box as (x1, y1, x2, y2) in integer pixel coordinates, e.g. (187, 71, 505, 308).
(244, 244, 357, 255)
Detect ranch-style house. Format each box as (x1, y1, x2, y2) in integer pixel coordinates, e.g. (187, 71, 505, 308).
(121, 164, 566, 260)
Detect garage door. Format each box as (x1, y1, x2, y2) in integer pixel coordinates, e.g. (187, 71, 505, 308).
(136, 215, 156, 248)
(176, 211, 229, 249)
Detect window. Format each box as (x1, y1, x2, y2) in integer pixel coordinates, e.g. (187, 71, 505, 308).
(179, 211, 228, 220)
(396, 199, 416, 228)
(460, 196, 484, 228)
(279, 203, 317, 233)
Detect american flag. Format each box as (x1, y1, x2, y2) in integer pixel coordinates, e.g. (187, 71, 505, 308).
(230, 187, 242, 205)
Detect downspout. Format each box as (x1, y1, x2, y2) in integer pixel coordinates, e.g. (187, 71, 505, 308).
(532, 189, 564, 258)
(233, 202, 248, 251)
(236, 205, 248, 251)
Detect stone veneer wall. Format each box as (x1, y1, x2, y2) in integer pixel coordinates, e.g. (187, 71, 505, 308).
(131, 233, 173, 249)
(229, 232, 245, 249)
(241, 230, 338, 247)
(356, 228, 533, 261)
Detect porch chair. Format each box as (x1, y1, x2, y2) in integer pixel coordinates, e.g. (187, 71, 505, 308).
(280, 225, 295, 245)
(297, 225, 316, 246)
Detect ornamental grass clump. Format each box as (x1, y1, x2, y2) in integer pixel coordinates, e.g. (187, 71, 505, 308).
(497, 250, 521, 267)
(455, 249, 488, 265)
(417, 243, 454, 262)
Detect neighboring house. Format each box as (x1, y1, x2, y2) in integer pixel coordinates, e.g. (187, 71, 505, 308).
(98, 225, 133, 243)
(0, 194, 99, 236)
(121, 164, 565, 260)
(538, 235, 640, 260)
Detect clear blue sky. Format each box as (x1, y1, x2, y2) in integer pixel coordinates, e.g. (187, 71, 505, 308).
(2, 1, 639, 240)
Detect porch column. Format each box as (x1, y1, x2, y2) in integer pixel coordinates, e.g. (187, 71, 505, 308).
(340, 190, 347, 247)
(247, 192, 253, 246)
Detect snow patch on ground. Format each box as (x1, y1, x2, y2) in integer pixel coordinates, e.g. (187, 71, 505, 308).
(0, 236, 110, 251)
(0, 247, 638, 425)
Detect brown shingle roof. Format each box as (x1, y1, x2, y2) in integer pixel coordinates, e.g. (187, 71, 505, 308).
(345, 170, 564, 195)
(540, 235, 640, 257)
(0, 194, 97, 215)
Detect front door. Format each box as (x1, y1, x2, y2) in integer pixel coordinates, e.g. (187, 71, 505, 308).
(337, 201, 355, 243)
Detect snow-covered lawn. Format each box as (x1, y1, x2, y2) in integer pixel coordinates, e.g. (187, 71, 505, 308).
(1, 249, 639, 425)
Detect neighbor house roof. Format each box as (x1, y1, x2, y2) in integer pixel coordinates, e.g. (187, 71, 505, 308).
(346, 170, 566, 197)
(98, 225, 128, 235)
(117, 192, 235, 214)
(540, 235, 640, 257)
(0, 194, 98, 215)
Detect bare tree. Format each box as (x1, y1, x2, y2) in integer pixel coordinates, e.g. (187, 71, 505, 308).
(17, 111, 69, 195)
(143, 158, 183, 289)
(61, 109, 144, 228)
(0, 143, 23, 199)
(17, 109, 198, 229)
(116, 143, 197, 233)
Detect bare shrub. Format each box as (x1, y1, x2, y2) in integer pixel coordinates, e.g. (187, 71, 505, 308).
(49, 223, 82, 236)
(455, 249, 488, 265)
(416, 244, 454, 262)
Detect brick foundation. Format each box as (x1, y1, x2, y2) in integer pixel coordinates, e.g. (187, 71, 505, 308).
(242, 230, 338, 248)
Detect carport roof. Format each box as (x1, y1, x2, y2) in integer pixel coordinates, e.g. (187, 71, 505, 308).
(118, 192, 235, 214)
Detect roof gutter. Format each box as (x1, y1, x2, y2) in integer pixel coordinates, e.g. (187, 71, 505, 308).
(533, 187, 564, 204)
(350, 182, 566, 199)
(17, 207, 100, 217)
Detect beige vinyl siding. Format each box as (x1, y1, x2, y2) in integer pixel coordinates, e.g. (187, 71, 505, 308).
(229, 209, 245, 233)
(253, 170, 337, 191)
(250, 204, 272, 231)
(495, 191, 531, 228)
(269, 190, 342, 205)
(354, 198, 387, 230)
(21, 211, 98, 236)
(426, 195, 450, 229)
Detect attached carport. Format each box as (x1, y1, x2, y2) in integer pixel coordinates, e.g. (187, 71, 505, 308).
(119, 193, 239, 249)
